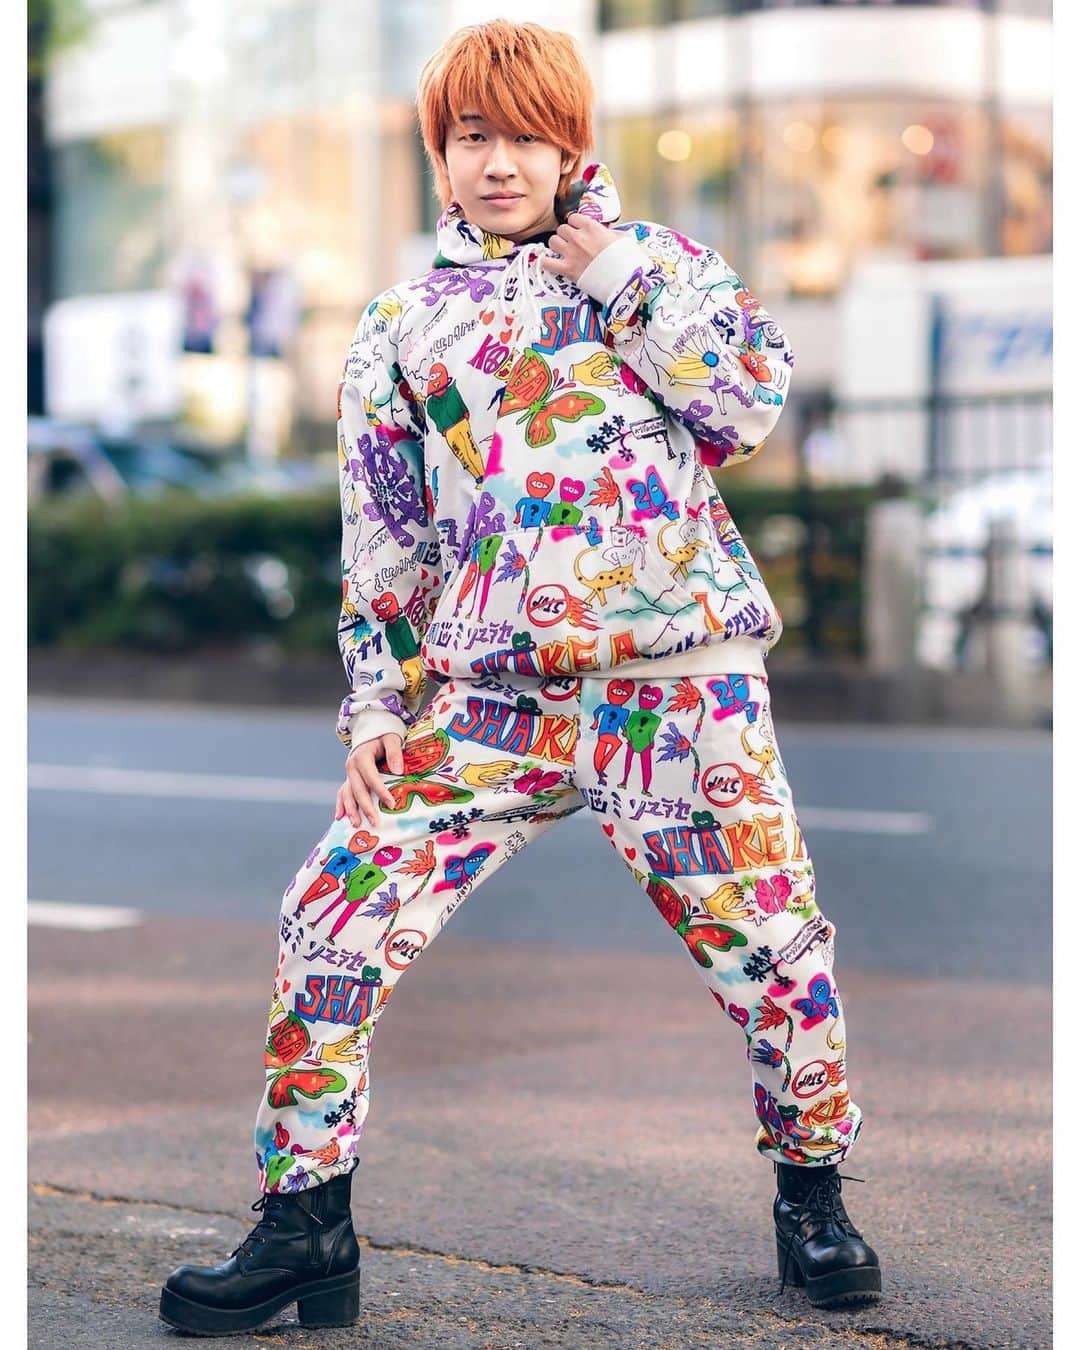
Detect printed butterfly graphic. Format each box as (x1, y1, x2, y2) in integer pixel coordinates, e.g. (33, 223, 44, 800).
(627, 466, 679, 521)
(499, 348, 604, 449)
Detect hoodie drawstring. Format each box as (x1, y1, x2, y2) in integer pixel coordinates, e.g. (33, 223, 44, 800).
(497, 243, 553, 347)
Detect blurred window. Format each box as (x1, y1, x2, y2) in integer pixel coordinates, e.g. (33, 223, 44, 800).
(1000, 106, 1052, 256)
(53, 126, 167, 299)
(605, 94, 1048, 297)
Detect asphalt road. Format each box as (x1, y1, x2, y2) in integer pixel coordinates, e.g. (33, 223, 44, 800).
(29, 695, 1051, 984)
(26, 696, 1053, 1347)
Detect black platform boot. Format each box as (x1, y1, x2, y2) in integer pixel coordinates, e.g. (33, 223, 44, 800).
(773, 1160, 882, 1307)
(159, 1168, 361, 1336)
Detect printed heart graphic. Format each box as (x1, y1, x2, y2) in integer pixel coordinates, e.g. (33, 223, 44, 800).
(500, 326, 513, 343)
(729, 1005, 750, 1028)
(561, 478, 586, 498)
(602, 823, 615, 837)
(479, 308, 494, 324)
(624, 847, 636, 860)
(531, 471, 556, 496)
(282, 979, 291, 993)
(440, 658, 451, 673)
(421, 569, 428, 580)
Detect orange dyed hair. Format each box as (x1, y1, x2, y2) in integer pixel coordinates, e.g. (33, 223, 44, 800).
(416, 19, 595, 212)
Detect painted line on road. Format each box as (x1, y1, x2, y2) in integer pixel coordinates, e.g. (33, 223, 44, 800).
(795, 806, 931, 835)
(29, 763, 931, 836)
(28, 900, 144, 930)
(29, 763, 331, 804)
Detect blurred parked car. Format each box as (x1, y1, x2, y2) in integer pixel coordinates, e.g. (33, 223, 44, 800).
(917, 462, 1052, 670)
(27, 417, 335, 507)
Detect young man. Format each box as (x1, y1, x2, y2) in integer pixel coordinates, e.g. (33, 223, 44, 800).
(160, 18, 881, 1337)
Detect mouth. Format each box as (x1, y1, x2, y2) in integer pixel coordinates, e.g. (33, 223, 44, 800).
(482, 194, 523, 203)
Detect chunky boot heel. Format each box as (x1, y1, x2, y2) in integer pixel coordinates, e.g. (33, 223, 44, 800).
(298, 1273, 361, 1327)
(773, 1161, 882, 1306)
(776, 1234, 805, 1285)
(160, 1167, 362, 1335)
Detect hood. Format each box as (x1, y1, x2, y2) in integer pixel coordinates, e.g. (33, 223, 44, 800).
(431, 160, 624, 337)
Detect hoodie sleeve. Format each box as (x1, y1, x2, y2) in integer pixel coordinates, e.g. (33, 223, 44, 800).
(335, 290, 441, 753)
(575, 223, 795, 469)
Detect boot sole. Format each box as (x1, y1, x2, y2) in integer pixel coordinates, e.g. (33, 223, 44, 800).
(159, 1269, 360, 1336)
(776, 1234, 882, 1307)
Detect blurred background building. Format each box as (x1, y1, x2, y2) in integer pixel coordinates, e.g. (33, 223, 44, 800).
(26, 0, 1053, 699)
(29, 0, 1051, 458)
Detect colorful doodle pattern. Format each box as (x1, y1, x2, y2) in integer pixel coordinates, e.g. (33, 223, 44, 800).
(255, 673, 862, 1193)
(334, 158, 794, 753)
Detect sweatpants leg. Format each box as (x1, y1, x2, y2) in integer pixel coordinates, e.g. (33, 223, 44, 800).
(253, 675, 583, 1193)
(577, 672, 863, 1168)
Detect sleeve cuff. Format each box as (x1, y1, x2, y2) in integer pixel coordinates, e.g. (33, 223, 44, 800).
(345, 708, 409, 753)
(576, 233, 659, 327)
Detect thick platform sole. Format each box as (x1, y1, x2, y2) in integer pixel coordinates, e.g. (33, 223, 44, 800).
(775, 1234, 882, 1307)
(158, 1269, 360, 1336)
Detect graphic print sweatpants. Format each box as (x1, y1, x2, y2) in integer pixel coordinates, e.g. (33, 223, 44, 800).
(254, 672, 863, 1193)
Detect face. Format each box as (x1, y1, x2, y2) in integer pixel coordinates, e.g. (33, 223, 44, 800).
(444, 108, 575, 242)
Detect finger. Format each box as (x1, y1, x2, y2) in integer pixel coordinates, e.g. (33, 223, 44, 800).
(385, 736, 405, 776)
(340, 780, 362, 827)
(335, 785, 345, 820)
(363, 761, 396, 812)
(351, 776, 378, 828)
(346, 755, 376, 820)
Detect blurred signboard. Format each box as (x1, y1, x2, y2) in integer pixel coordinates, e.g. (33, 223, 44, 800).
(44, 290, 183, 428)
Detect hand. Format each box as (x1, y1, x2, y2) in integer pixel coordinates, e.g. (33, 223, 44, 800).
(337, 733, 404, 828)
(539, 212, 619, 284)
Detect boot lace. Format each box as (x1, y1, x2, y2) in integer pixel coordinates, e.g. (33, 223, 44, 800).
(777, 1170, 865, 1295)
(229, 1190, 324, 1262)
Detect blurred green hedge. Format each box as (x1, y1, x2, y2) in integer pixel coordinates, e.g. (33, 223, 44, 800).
(28, 481, 879, 658)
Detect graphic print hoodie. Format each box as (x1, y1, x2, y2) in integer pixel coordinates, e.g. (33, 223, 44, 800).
(335, 160, 795, 751)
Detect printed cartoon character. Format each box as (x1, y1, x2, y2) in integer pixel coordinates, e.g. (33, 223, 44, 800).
(708, 673, 761, 726)
(424, 362, 485, 483)
(618, 684, 664, 795)
(295, 842, 368, 913)
(435, 841, 496, 894)
(547, 476, 586, 527)
(310, 843, 403, 945)
(371, 592, 423, 701)
(792, 974, 840, 1030)
(454, 532, 503, 620)
(573, 526, 645, 606)
(589, 678, 634, 784)
(658, 515, 709, 581)
(514, 471, 555, 529)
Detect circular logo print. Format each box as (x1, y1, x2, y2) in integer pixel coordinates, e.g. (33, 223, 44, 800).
(526, 583, 570, 628)
(384, 928, 427, 971)
(792, 1060, 832, 1099)
(702, 762, 746, 809)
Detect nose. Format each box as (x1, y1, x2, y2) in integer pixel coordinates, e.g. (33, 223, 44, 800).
(485, 138, 519, 180)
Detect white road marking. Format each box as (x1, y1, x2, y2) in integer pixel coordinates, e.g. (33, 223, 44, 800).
(28, 764, 931, 835)
(28, 763, 332, 804)
(28, 900, 143, 930)
(795, 806, 931, 835)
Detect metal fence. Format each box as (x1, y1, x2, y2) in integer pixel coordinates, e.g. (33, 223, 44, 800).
(779, 387, 1052, 664)
(790, 388, 1052, 491)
